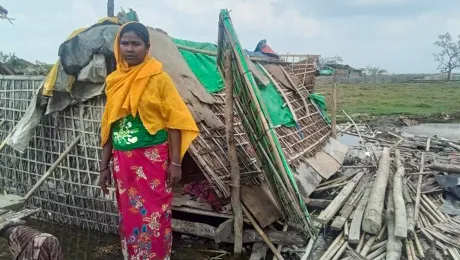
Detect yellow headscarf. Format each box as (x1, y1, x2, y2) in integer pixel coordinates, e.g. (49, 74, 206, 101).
(101, 22, 199, 159)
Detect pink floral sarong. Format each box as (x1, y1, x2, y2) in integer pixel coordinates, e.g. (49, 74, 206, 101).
(112, 142, 173, 260)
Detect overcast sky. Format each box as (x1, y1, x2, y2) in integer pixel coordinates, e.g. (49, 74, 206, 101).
(1, 0, 460, 73)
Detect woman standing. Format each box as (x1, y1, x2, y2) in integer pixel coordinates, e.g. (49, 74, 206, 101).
(99, 22, 199, 259)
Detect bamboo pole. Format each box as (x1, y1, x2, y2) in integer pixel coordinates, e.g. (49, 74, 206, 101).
(242, 205, 284, 260)
(408, 239, 417, 260)
(355, 234, 365, 252)
(360, 235, 377, 257)
(376, 223, 387, 241)
(24, 136, 81, 201)
(323, 237, 346, 260)
(366, 245, 385, 259)
(221, 24, 312, 235)
(0, 123, 17, 152)
(280, 66, 310, 116)
(331, 83, 337, 138)
(224, 50, 243, 254)
(299, 236, 316, 260)
(362, 147, 391, 234)
(414, 232, 425, 258)
(319, 232, 344, 260)
(405, 240, 414, 260)
(331, 242, 348, 260)
(393, 150, 407, 239)
(403, 179, 415, 237)
(414, 152, 425, 227)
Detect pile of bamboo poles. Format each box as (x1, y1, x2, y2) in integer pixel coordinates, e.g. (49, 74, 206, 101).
(310, 125, 460, 260)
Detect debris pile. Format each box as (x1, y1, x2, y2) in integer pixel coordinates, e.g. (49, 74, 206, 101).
(304, 123, 460, 260)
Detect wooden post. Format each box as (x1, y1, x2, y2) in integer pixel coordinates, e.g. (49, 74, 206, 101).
(362, 147, 391, 234)
(224, 51, 243, 254)
(386, 183, 402, 260)
(107, 0, 115, 17)
(331, 83, 337, 138)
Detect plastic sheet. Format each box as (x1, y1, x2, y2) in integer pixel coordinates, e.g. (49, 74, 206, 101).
(6, 87, 47, 153)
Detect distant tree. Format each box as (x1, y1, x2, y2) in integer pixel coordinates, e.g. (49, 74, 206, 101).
(0, 51, 20, 65)
(0, 51, 52, 75)
(319, 55, 343, 66)
(433, 33, 460, 82)
(364, 66, 387, 76)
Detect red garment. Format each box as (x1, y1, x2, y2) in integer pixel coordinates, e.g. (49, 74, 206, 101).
(183, 181, 229, 211)
(112, 143, 173, 260)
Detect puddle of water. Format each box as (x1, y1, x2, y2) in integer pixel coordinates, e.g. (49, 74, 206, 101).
(400, 123, 460, 140)
(338, 133, 361, 146)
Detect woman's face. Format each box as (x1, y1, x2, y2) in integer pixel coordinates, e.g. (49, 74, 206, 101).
(119, 31, 149, 67)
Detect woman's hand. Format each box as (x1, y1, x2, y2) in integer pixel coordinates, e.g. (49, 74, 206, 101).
(167, 163, 182, 188)
(99, 168, 112, 195)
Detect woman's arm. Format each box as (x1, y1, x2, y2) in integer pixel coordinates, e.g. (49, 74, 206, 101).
(99, 134, 113, 194)
(167, 129, 182, 187)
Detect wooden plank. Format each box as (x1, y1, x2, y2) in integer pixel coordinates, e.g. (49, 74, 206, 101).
(172, 196, 213, 211)
(322, 137, 348, 164)
(215, 219, 233, 243)
(349, 182, 373, 244)
(0, 194, 25, 210)
(307, 151, 342, 180)
(316, 171, 365, 224)
(172, 219, 305, 245)
(330, 173, 371, 230)
(241, 185, 282, 228)
(293, 162, 323, 197)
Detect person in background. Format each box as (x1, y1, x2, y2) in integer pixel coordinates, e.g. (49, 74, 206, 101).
(98, 22, 198, 259)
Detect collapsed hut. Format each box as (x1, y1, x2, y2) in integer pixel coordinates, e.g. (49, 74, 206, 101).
(0, 9, 346, 246)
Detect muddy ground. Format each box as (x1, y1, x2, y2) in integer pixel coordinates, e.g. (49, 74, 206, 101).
(0, 218, 250, 260)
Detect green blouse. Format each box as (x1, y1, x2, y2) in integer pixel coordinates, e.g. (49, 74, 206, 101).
(111, 114, 168, 151)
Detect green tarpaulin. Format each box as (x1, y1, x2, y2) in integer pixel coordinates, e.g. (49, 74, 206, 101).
(309, 93, 331, 124)
(255, 63, 295, 127)
(172, 38, 224, 93)
(173, 38, 295, 128)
